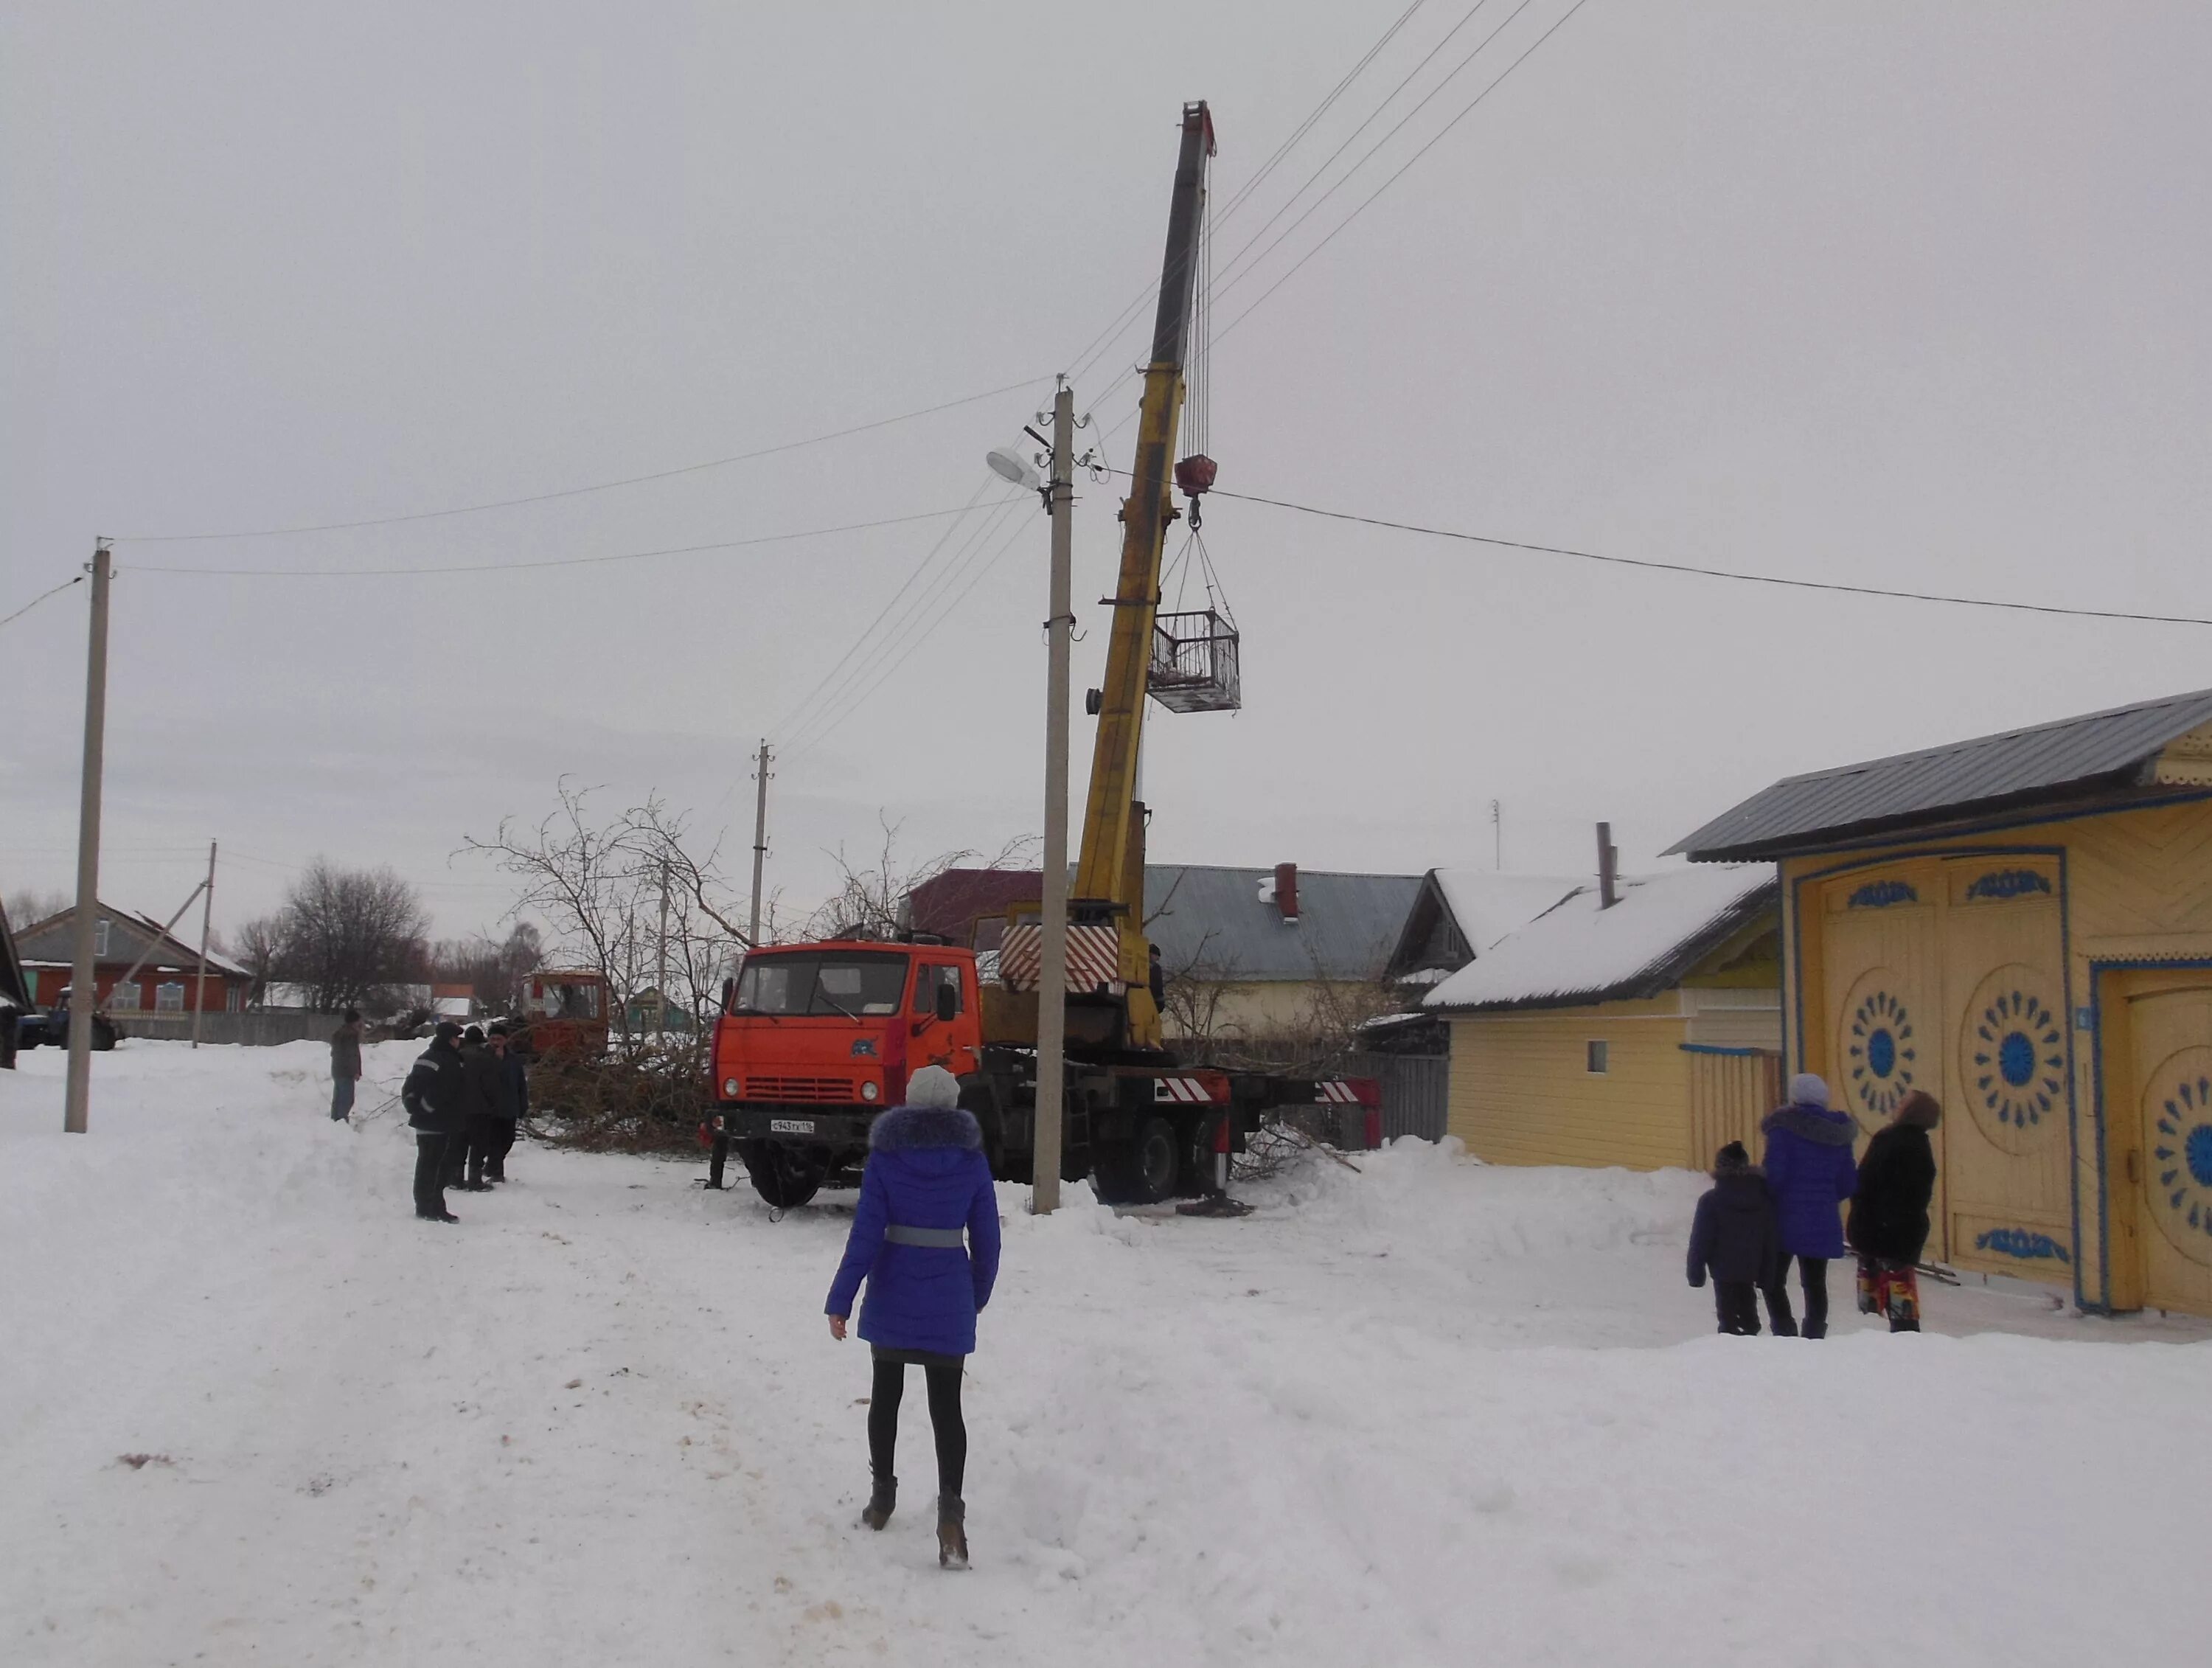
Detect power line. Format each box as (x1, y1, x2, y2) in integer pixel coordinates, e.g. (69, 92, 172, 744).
(782, 501, 1042, 764)
(1209, 486, 2212, 628)
(1065, 2, 1435, 393)
(120, 503, 987, 578)
(1209, 0, 1508, 299)
(109, 375, 1051, 543)
(0, 574, 84, 632)
(779, 492, 1034, 757)
(1216, 0, 1593, 342)
(761, 476, 1007, 744)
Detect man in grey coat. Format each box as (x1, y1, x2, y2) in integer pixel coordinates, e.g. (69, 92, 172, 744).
(330, 1010, 364, 1122)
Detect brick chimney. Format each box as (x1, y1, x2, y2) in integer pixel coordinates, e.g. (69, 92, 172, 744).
(1274, 862, 1300, 923)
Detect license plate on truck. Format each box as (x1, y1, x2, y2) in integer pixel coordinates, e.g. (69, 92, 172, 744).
(769, 1119, 815, 1135)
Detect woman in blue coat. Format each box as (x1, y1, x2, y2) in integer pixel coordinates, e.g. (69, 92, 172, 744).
(1759, 1072, 1860, 1338)
(826, 1065, 1001, 1568)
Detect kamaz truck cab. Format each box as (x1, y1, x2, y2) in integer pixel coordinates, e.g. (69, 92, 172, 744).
(709, 942, 982, 1206)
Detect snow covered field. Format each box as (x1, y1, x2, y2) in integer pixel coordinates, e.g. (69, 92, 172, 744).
(4, 1042, 2209, 1667)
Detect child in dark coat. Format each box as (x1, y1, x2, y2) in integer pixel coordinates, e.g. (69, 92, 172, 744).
(1687, 1141, 1781, 1335)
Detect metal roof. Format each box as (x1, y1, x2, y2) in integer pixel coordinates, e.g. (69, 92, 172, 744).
(1144, 865, 1422, 983)
(1670, 686, 2212, 861)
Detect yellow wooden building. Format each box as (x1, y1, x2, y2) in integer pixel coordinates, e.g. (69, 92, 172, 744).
(1674, 686, 2212, 1318)
(1425, 866, 1781, 1171)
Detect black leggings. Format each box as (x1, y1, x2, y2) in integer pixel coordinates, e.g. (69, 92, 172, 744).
(869, 1355, 966, 1498)
(1764, 1255, 1831, 1338)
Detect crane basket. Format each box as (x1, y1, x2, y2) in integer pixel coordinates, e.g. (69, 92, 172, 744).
(1149, 609, 1242, 714)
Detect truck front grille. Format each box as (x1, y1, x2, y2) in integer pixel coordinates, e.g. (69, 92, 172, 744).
(745, 1076, 855, 1102)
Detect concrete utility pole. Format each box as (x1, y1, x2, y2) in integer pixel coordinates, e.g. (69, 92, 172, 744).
(1033, 381, 1077, 1214)
(191, 841, 217, 1049)
(64, 541, 112, 1133)
(747, 740, 773, 948)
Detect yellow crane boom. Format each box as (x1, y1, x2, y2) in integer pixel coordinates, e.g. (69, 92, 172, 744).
(1069, 99, 1214, 1054)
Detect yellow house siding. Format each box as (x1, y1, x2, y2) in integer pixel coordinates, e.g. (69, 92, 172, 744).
(1448, 997, 1692, 1170)
(1162, 979, 1366, 1043)
(1779, 796, 2212, 1316)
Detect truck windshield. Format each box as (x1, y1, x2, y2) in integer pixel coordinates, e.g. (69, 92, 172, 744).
(732, 952, 908, 1017)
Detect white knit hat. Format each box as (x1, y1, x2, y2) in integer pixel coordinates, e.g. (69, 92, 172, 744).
(905, 1064, 961, 1110)
(1787, 1071, 1830, 1109)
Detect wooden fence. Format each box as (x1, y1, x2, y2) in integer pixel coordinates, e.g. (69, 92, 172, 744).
(1684, 1045, 1783, 1168)
(1344, 1051, 1450, 1144)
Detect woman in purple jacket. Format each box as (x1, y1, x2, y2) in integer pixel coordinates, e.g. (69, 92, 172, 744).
(1759, 1072, 1860, 1338)
(826, 1065, 1001, 1568)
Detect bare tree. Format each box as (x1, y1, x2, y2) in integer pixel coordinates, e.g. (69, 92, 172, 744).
(234, 914, 285, 1001)
(257, 861, 430, 1014)
(802, 816, 1038, 942)
(465, 782, 751, 1052)
(5, 888, 70, 931)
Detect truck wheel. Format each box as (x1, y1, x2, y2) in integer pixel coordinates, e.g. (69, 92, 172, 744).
(742, 1140, 825, 1209)
(1096, 1115, 1180, 1206)
(1183, 1111, 1224, 1197)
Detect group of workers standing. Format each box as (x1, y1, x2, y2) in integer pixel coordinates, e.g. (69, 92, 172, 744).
(1688, 1071, 1942, 1336)
(329, 1013, 529, 1223)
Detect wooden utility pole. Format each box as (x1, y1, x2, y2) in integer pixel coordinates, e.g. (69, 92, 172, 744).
(64, 541, 112, 1133)
(191, 841, 217, 1048)
(1033, 381, 1076, 1214)
(747, 740, 772, 948)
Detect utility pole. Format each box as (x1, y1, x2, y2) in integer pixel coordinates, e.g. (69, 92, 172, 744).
(655, 860, 670, 1044)
(747, 740, 773, 948)
(190, 841, 217, 1049)
(64, 541, 112, 1133)
(1033, 380, 1076, 1214)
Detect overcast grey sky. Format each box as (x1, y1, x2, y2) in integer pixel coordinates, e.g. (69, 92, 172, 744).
(5, 2, 2209, 950)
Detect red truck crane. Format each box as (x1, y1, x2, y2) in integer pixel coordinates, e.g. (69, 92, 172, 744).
(706, 102, 1377, 1208)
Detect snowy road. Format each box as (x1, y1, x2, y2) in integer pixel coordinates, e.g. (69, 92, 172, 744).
(4, 1040, 2209, 1667)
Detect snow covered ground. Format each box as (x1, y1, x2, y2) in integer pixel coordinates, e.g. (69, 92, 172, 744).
(4, 1041, 2209, 1667)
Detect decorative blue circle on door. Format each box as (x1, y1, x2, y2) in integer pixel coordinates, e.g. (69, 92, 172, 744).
(1868, 1029, 1896, 1078)
(1969, 987, 2065, 1130)
(2151, 1066, 2212, 1258)
(1846, 989, 1917, 1119)
(2185, 1122, 2212, 1189)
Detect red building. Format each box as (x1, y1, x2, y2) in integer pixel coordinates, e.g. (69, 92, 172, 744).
(14, 900, 251, 1014)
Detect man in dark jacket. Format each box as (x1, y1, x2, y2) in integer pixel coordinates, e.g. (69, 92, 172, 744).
(329, 1010, 364, 1122)
(1688, 1141, 1781, 1335)
(1759, 1072, 1860, 1338)
(400, 1021, 467, 1222)
(448, 1025, 501, 1190)
(481, 1022, 528, 1183)
(1848, 1089, 1941, 1332)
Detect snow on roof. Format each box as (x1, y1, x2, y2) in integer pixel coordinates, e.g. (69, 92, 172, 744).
(1429, 870, 1584, 955)
(1424, 864, 1775, 1013)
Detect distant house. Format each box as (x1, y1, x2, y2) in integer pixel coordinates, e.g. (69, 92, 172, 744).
(1384, 869, 1584, 988)
(904, 861, 1423, 1057)
(1425, 866, 1780, 1172)
(1144, 863, 1422, 1055)
(625, 986, 696, 1034)
(15, 900, 251, 1015)
(902, 868, 1046, 953)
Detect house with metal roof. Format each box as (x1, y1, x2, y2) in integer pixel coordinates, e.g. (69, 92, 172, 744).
(1674, 684, 2212, 1318)
(15, 900, 251, 1018)
(1144, 863, 1422, 1063)
(1423, 866, 1780, 1172)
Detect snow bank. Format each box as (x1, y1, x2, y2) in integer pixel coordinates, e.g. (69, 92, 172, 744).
(4, 1043, 2211, 1667)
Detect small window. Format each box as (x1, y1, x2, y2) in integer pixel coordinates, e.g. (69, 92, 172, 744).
(226, 986, 243, 1012)
(111, 980, 142, 1011)
(94, 918, 111, 957)
(1585, 1040, 1609, 1074)
(911, 964, 963, 1016)
(156, 982, 186, 1012)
